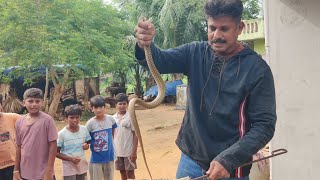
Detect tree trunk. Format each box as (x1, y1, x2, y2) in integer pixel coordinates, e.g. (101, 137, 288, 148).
(47, 85, 63, 117)
(83, 78, 90, 111)
(134, 64, 143, 97)
(43, 67, 49, 112)
(119, 71, 126, 87)
(48, 68, 70, 117)
(145, 72, 156, 92)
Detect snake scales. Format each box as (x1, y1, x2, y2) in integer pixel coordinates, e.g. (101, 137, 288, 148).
(128, 46, 166, 180)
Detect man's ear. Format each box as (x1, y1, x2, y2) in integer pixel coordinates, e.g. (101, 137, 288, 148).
(22, 100, 26, 107)
(238, 21, 245, 35)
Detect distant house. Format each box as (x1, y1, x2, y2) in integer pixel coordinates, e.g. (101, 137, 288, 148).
(238, 19, 266, 59)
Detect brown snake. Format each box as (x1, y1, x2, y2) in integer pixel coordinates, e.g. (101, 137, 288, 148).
(128, 46, 165, 179)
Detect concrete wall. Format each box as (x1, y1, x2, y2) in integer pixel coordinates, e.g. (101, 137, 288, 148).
(266, 0, 320, 179)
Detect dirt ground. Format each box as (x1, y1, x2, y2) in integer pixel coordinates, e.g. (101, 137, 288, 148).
(54, 104, 185, 180)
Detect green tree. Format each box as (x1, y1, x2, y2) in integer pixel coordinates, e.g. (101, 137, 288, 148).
(242, 0, 261, 20)
(0, 0, 132, 116)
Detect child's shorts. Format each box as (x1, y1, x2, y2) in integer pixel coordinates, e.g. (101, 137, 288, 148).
(115, 157, 137, 171)
(63, 173, 87, 180)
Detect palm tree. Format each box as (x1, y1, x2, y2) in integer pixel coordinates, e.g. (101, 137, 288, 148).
(159, 0, 207, 48)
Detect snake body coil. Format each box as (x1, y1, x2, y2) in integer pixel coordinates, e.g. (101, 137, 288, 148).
(128, 46, 165, 180)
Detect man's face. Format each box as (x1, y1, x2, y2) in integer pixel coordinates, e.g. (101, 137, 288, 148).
(207, 16, 244, 55)
(23, 98, 43, 114)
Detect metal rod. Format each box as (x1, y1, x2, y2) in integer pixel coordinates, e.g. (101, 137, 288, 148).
(191, 148, 288, 180)
(191, 175, 208, 180)
(240, 148, 287, 167)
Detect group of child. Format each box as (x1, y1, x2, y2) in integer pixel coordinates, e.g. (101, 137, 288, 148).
(0, 88, 138, 180)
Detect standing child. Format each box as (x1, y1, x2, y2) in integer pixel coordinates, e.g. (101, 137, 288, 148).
(56, 105, 91, 180)
(85, 95, 117, 180)
(113, 93, 138, 180)
(0, 100, 21, 180)
(13, 88, 57, 180)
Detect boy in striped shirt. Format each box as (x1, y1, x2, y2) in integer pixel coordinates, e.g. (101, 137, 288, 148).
(56, 105, 91, 180)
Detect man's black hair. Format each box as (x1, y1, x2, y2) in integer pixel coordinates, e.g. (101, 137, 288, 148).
(205, 0, 243, 23)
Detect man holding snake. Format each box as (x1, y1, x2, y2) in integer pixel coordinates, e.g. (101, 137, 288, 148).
(134, 0, 276, 179)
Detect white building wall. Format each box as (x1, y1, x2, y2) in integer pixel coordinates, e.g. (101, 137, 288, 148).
(265, 0, 320, 179)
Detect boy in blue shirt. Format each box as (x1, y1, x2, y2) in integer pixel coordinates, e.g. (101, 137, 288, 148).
(85, 95, 117, 180)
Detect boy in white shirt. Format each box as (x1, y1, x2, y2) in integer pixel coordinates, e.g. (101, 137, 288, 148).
(113, 93, 138, 180)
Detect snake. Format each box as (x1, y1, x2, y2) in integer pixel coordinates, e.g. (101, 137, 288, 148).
(128, 46, 166, 180)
